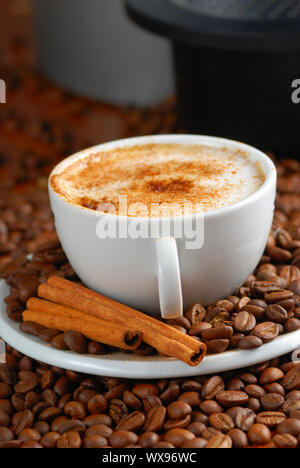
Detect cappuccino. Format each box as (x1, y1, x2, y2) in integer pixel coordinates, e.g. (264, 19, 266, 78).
(51, 143, 265, 217)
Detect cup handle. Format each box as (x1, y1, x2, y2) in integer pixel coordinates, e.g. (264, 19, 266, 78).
(155, 237, 183, 319)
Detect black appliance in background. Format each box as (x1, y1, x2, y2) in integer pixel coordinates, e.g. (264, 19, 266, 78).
(126, 0, 300, 157)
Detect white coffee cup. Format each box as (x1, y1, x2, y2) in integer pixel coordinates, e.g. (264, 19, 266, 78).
(49, 135, 277, 319)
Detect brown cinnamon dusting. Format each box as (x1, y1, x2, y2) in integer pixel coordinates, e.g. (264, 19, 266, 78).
(51, 143, 265, 216)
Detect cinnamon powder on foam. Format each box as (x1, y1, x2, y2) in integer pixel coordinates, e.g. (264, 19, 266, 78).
(51, 144, 265, 217)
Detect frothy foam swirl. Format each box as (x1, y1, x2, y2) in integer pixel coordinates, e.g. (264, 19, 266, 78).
(51, 144, 265, 217)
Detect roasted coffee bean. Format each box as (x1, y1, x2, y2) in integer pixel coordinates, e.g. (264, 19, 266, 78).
(109, 399, 128, 424)
(208, 413, 234, 432)
(142, 395, 162, 413)
(282, 399, 300, 415)
(40, 432, 60, 448)
(12, 410, 34, 435)
(277, 418, 300, 436)
(178, 392, 201, 407)
(144, 406, 166, 432)
(0, 364, 17, 385)
(273, 433, 298, 448)
(63, 331, 87, 354)
(0, 383, 12, 399)
(201, 376, 224, 400)
(248, 424, 271, 445)
(234, 312, 256, 333)
(57, 431, 81, 448)
(167, 401, 192, 419)
(260, 367, 284, 384)
(164, 414, 191, 430)
(0, 426, 14, 442)
(64, 401, 86, 419)
(206, 433, 232, 448)
(42, 389, 57, 406)
(83, 414, 112, 428)
(160, 384, 180, 404)
(185, 304, 206, 324)
(189, 322, 211, 336)
(18, 428, 41, 443)
(252, 322, 279, 343)
(245, 385, 266, 398)
(228, 429, 248, 448)
(116, 411, 145, 431)
(38, 328, 60, 343)
(109, 431, 138, 448)
(233, 408, 256, 431)
(260, 393, 285, 411)
(138, 432, 160, 448)
(216, 391, 249, 407)
(200, 400, 223, 414)
(206, 339, 230, 353)
(256, 412, 286, 427)
(164, 428, 195, 447)
(132, 384, 159, 399)
(33, 421, 49, 436)
(285, 318, 300, 332)
(85, 424, 112, 438)
(266, 304, 288, 323)
(123, 391, 142, 410)
(51, 334, 68, 350)
(87, 395, 107, 414)
(201, 325, 233, 341)
(82, 435, 108, 448)
(239, 336, 263, 349)
(57, 419, 85, 435)
(20, 322, 45, 337)
(187, 422, 207, 436)
(283, 366, 300, 391)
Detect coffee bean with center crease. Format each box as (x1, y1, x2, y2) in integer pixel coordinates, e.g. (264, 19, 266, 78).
(266, 305, 288, 323)
(208, 413, 234, 432)
(206, 433, 232, 448)
(0, 364, 17, 385)
(109, 399, 128, 424)
(216, 391, 249, 407)
(252, 322, 279, 343)
(256, 412, 286, 428)
(144, 406, 166, 432)
(116, 411, 145, 431)
(283, 366, 300, 391)
(273, 433, 298, 448)
(260, 393, 285, 411)
(57, 431, 82, 448)
(12, 409, 34, 435)
(234, 312, 256, 333)
(201, 376, 225, 400)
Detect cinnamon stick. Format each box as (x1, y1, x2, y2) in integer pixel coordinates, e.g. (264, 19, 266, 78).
(45, 276, 205, 355)
(24, 299, 142, 350)
(26, 298, 205, 366)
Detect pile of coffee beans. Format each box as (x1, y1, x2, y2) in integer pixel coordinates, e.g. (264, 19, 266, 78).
(1, 349, 300, 448)
(2, 1, 300, 447)
(2, 219, 300, 357)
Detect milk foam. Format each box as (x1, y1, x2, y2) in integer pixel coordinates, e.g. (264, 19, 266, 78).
(51, 144, 265, 216)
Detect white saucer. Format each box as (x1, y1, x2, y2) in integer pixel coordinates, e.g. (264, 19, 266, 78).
(1, 280, 300, 379)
